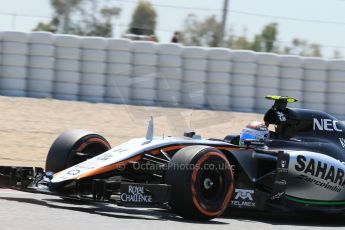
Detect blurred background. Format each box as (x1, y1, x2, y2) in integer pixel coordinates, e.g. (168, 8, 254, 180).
(1, 0, 345, 58)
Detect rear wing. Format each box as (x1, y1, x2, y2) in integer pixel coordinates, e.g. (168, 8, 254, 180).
(264, 95, 298, 125)
(265, 95, 298, 110)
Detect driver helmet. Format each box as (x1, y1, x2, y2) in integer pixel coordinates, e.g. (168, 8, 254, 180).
(239, 121, 269, 146)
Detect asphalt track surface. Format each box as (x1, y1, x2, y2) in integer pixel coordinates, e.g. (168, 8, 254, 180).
(1, 189, 345, 230)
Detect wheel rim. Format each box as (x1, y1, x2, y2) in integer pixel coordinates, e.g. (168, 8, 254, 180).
(191, 152, 234, 217)
(198, 163, 225, 202)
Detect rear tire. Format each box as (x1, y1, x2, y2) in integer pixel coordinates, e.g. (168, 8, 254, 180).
(45, 130, 111, 173)
(165, 145, 234, 220)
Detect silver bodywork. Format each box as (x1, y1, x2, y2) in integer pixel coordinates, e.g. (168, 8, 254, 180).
(51, 136, 230, 183)
(287, 150, 345, 201)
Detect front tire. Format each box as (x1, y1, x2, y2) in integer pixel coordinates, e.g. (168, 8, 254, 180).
(165, 145, 234, 220)
(45, 130, 111, 173)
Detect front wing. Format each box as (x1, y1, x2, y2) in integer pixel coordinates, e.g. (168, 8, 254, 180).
(0, 166, 171, 207)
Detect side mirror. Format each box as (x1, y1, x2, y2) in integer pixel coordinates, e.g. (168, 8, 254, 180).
(244, 139, 265, 147)
(184, 131, 196, 138)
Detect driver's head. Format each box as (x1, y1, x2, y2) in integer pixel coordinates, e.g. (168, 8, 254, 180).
(239, 121, 269, 146)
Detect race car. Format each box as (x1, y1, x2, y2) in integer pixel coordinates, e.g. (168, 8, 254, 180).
(1, 95, 345, 221)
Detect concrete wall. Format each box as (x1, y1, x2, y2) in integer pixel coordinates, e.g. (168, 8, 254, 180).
(1, 31, 345, 117)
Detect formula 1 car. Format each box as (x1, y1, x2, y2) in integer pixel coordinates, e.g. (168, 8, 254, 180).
(1, 96, 345, 221)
